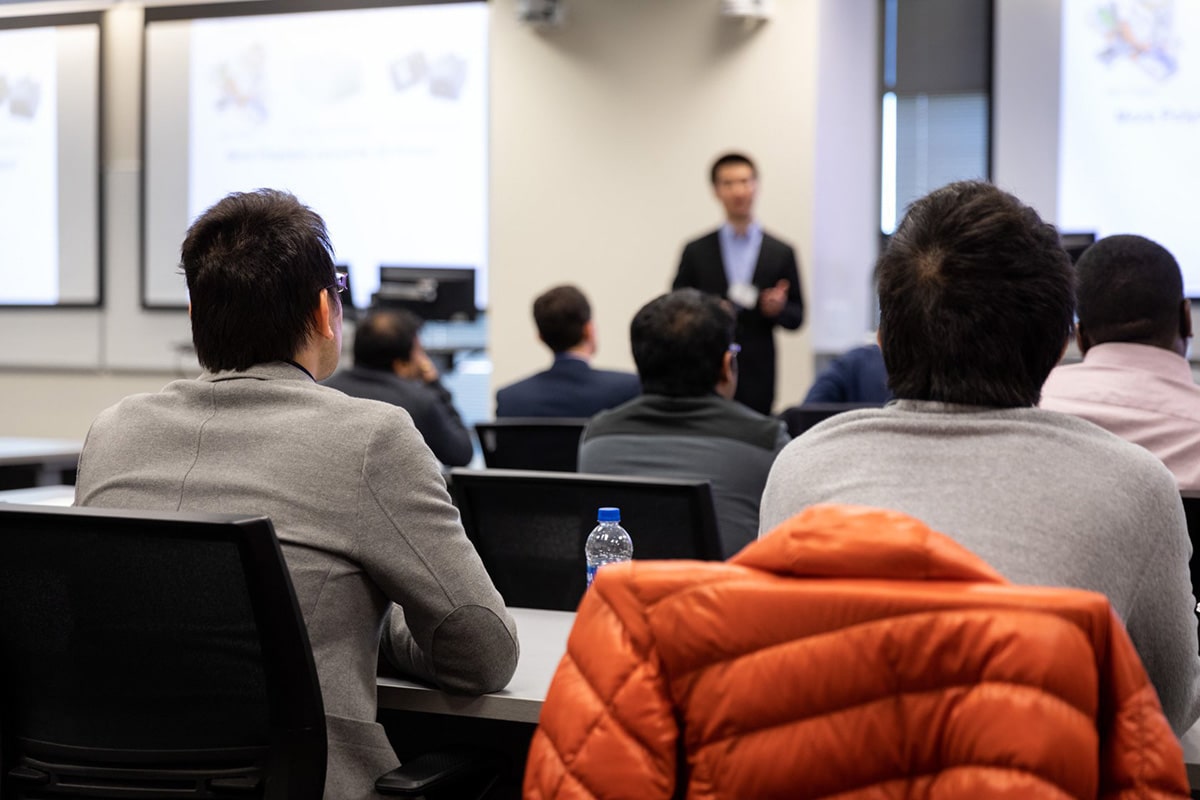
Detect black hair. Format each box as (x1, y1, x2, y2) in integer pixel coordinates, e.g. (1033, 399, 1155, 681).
(710, 152, 757, 185)
(534, 285, 591, 353)
(182, 189, 337, 372)
(353, 308, 423, 370)
(1075, 234, 1183, 347)
(876, 180, 1074, 407)
(631, 289, 734, 397)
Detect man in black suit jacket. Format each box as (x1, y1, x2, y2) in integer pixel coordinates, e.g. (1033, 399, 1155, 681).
(673, 152, 804, 414)
(496, 285, 641, 417)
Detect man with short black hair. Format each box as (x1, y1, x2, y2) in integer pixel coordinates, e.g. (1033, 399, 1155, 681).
(759, 180, 1200, 733)
(673, 152, 805, 414)
(75, 189, 518, 799)
(325, 308, 473, 466)
(580, 288, 789, 557)
(495, 284, 640, 417)
(1041, 234, 1200, 489)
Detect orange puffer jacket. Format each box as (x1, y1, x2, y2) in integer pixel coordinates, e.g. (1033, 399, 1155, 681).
(524, 504, 1189, 799)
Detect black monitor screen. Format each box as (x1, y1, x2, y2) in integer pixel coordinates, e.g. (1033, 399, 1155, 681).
(373, 266, 476, 321)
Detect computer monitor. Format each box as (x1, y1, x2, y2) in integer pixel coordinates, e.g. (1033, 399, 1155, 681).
(373, 266, 477, 321)
(1060, 232, 1096, 264)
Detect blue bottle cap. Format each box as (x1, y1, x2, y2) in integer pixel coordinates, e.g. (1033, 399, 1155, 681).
(597, 507, 620, 522)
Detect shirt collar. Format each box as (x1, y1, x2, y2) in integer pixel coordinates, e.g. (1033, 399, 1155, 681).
(719, 220, 761, 241)
(1082, 341, 1195, 384)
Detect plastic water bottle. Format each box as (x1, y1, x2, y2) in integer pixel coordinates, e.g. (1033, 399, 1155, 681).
(585, 507, 633, 587)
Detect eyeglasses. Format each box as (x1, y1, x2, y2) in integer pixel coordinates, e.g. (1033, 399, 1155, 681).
(327, 271, 349, 294)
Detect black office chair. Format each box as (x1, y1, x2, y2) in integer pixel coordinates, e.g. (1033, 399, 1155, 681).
(449, 468, 722, 611)
(0, 504, 496, 800)
(777, 401, 884, 438)
(1181, 492, 1200, 648)
(474, 419, 589, 472)
(0, 503, 326, 799)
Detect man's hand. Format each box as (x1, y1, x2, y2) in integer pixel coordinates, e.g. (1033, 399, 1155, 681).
(396, 349, 440, 384)
(759, 279, 790, 318)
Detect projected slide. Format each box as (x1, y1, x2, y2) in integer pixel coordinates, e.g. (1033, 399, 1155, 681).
(1059, 0, 1200, 293)
(144, 3, 488, 310)
(0, 23, 99, 307)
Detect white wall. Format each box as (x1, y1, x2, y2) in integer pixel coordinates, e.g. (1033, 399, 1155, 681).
(0, 0, 881, 436)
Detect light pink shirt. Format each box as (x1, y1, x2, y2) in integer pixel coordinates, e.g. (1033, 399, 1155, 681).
(1041, 341, 1200, 490)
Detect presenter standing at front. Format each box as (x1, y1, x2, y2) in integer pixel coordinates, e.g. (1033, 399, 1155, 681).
(673, 152, 804, 414)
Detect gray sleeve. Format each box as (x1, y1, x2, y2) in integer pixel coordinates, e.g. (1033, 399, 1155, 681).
(1123, 487, 1200, 735)
(356, 413, 518, 694)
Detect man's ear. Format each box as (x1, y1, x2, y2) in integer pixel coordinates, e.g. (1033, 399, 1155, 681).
(314, 291, 337, 341)
(716, 349, 738, 399)
(1074, 321, 1092, 355)
(1181, 298, 1193, 340)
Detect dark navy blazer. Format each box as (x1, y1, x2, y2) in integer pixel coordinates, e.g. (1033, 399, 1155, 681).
(495, 356, 641, 418)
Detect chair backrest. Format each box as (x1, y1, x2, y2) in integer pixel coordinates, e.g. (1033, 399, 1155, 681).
(1180, 491, 1200, 651)
(449, 468, 722, 611)
(0, 504, 326, 800)
(777, 402, 884, 438)
(474, 419, 589, 472)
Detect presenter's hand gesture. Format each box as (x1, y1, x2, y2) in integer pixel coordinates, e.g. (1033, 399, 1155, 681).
(760, 280, 790, 318)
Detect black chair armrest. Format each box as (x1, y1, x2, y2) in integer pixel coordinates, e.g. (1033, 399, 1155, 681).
(375, 747, 504, 797)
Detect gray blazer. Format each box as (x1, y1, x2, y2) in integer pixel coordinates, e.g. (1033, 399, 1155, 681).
(76, 362, 518, 800)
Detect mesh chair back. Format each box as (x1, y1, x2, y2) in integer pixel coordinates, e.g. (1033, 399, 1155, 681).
(1181, 492, 1200, 655)
(777, 402, 885, 438)
(449, 468, 721, 611)
(0, 504, 325, 799)
(474, 419, 588, 472)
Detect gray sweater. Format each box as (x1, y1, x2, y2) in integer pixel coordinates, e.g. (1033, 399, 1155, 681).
(759, 399, 1200, 734)
(580, 393, 789, 557)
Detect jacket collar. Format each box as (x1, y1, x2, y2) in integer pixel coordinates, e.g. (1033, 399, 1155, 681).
(200, 361, 318, 384)
(734, 504, 1006, 584)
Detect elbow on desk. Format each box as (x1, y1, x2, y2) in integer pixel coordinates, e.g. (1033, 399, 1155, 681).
(430, 604, 520, 695)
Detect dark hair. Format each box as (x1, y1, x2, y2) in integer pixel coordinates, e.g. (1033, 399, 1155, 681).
(710, 152, 757, 185)
(631, 289, 734, 397)
(876, 180, 1074, 407)
(1075, 234, 1183, 347)
(182, 189, 337, 372)
(534, 285, 591, 353)
(353, 308, 423, 371)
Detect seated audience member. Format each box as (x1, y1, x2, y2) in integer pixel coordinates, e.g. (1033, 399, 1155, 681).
(525, 505, 1189, 799)
(758, 180, 1200, 733)
(495, 285, 640, 417)
(74, 190, 518, 799)
(1041, 234, 1200, 489)
(579, 288, 789, 557)
(324, 308, 473, 467)
(803, 341, 891, 404)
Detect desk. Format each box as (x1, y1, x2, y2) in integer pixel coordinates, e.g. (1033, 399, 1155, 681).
(0, 437, 82, 488)
(377, 607, 572, 725)
(0, 484, 76, 506)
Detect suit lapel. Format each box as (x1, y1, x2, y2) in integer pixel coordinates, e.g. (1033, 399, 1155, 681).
(750, 233, 773, 290)
(703, 232, 729, 295)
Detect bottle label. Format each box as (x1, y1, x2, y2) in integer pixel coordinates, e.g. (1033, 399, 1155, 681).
(586, 564, 598, 587)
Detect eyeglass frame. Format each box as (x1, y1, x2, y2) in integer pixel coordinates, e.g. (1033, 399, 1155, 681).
(327, 271, 349, 295)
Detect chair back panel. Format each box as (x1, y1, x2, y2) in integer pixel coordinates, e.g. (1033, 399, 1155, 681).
(474, 419, 588, 472)
(449, 469, 721, 611)
(777, 402, 884, 438)
(0, 504, 325, 799)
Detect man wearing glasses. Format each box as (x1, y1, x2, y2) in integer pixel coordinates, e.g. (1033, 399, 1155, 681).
(578, 288, 789, 558)
(75, 189, 518, 800)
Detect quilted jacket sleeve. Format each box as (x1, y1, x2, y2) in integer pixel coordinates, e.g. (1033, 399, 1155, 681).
(524, 564, 679, 800)
(1097, 608, 1191, 800)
